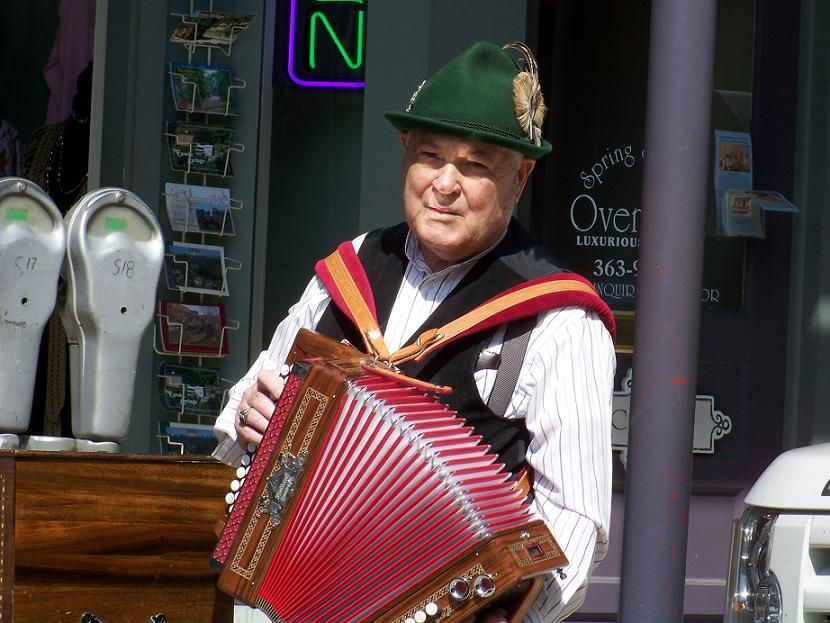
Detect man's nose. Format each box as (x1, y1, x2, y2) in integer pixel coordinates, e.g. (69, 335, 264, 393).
(433, 164, 461, 195)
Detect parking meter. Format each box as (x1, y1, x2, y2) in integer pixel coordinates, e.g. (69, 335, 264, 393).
(0, 178, 66, 448)
(60, 188, 164, 451)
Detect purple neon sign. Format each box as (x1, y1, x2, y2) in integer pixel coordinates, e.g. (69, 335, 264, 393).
(287, 0, 366, 89)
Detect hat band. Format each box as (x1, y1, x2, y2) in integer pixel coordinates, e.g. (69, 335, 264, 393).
(433, 118, 528, 142)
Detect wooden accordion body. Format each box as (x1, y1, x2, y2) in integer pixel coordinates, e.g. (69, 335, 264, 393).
(211, 330, 567, 623)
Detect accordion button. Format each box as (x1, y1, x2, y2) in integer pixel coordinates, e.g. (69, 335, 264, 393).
(404, 619, 416, 623)
(425, 602, 439, 616)
(236, 466, 247, 479)
(230, 480, 241, 492)
(474, 573, 496, 598)
(225, 492, 236, 505)
(414, 611, 427, 623)
(449, 577, 471, 601)
(241, 454, 251, 466)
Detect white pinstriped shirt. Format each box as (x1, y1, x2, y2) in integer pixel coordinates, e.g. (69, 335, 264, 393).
(214, 230, 616, 623)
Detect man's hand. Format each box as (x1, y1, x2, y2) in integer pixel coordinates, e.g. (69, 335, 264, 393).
(234, 370, 286, 450)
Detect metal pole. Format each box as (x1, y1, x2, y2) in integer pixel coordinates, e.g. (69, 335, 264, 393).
(618, 2, 717, 622)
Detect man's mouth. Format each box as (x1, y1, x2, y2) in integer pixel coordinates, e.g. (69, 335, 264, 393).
(428, 206, 457, 216)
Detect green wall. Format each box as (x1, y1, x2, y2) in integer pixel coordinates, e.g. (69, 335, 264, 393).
(786, 0, 830, 446)
(262, 87, 365, 345)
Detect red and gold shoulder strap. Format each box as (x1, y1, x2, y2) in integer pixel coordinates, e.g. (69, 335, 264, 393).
(315, 241, 616, 365)
(315, 241, 391, 360)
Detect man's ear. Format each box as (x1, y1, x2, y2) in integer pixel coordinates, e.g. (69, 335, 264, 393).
(399, 132, 409, 150)
(516, 158, 536, 197)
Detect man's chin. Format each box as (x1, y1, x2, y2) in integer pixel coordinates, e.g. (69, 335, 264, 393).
(419, 239, 464, 271)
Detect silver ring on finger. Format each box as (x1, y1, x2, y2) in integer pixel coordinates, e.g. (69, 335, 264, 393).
(238, 407, 250, 426)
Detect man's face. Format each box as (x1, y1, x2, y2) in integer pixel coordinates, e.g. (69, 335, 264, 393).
(400, 131, 535, 271)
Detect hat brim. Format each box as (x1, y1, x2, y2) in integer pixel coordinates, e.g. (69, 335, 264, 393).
(385, 111, 552, 160)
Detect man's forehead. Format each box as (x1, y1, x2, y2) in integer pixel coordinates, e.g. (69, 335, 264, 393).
(407, 131, 517, 160)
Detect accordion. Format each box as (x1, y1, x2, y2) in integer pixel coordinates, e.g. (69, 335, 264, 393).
(211, 329, 567, 623)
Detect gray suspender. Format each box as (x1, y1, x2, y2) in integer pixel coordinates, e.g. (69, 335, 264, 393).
(486, 316, 537, 417)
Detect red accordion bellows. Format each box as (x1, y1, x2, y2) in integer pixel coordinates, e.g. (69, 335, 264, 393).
(212, 330, 566, 623)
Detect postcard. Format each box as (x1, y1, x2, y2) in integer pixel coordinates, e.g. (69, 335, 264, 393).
(158, 300, 229, 356)
(746, 190, 799, 213)
(158, 362, 223, 416)
(713, 130, 755, 236)
(167, 121, 235, 177)
(158, 420, 218, 455)
(721, 190, 765, 238)
(170, 63, 238, 115)
(170, 20, 199, 45)
(164, 183, 234, 235)
(170, 12, 254, 46)
(199, 12, 255, 44)
(164, 241, 227, 295)
(169, 65, 197, 112)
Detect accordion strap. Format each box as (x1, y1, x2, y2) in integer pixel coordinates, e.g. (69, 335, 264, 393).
(315, 241, 391, 360)
(316, 242, 616, 367)
(389, 273, 616, 365)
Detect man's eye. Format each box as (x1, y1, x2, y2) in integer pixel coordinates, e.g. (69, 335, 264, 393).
(465, 161, 488, 172)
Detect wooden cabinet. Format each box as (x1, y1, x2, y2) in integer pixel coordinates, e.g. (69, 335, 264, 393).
(0, 452, 235, 623)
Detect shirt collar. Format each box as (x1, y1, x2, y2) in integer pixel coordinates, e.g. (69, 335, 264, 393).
(404, 227, 508, 276)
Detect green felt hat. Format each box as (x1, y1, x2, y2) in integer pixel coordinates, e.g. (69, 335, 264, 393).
(385, 41, 552, 159)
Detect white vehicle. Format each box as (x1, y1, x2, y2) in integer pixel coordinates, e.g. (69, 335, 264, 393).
(724, 443, 830, 623)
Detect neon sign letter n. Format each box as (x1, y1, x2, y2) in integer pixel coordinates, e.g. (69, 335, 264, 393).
(308, 0, 365, 71)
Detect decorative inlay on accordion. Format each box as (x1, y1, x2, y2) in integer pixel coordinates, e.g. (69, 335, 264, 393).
(211, 329, 567, 623)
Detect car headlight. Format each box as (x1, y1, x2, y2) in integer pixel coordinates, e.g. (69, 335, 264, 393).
(725, 508, 782, 623)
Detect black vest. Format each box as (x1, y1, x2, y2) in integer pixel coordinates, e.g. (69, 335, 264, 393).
(315, 219, 567, 474)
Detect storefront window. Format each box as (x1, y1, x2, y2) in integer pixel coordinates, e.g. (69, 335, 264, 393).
(532, 0, 755, 346)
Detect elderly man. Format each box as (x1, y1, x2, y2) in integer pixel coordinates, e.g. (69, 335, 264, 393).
(214, 41, 616, 623)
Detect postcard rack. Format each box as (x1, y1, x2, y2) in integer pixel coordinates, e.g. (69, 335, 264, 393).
(153, 311, 239, 359)
(164, 124, 245, 179)
(169, 66, 246, 116)
(162, 185, 242, 237)
(157, 366, 234, 418)
(170, 3, 252, 58)
(164, 251, 241, 296)
(154, 1, 255, 440)
(156, 421, 220, 454)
